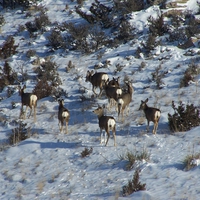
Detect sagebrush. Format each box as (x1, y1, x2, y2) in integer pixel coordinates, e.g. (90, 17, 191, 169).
(168, 101, 200, 132)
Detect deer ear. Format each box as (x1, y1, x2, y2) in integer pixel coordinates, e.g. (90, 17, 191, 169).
(145, 98, 148, 103)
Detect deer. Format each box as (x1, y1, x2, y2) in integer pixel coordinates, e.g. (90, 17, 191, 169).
(58, 99, 70, 134)
(104, 79, 122, 111)
(93, 105, 116, 146)
(117, 81, 134, 119)
(107, 77, 120, 87)
(18, 85, 37, 122)
(85, 70, 109, 97)
(138, 98, 161, 134)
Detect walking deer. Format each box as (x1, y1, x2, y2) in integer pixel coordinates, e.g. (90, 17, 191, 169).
(93, 105, 116, 146)
(107, 77, 120, 87)
(139, 98, 161, 134)
(104, 79, 122, 111)
(18, 85, 37, 122)
(85, 70, 109, 97)
(117, 81, 134, 119)
(58, 99, 70, 134)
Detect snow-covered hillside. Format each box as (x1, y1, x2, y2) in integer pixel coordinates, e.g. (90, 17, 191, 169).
(0, 0, 200, 199)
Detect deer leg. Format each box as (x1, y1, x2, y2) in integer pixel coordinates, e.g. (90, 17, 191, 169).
(98, 87, 103, 97)
(92, 86, 97, 95)
(100, 128, 103, 144)
(65, 121, 68, 134)
(121, 109, 124, 122)
(153, 122, 158, 134)
(24, 106, 29, 119)
(105, 131, 110, 146)
(28, 106, 33, 119)
(60, 121, 64, 133)
(113, 127, 116, 147)
(114, 101, 118, 112)
(20, 105, 24, 119)
(126, 105, 129, 116)
(108, 98, 111, 111)
(109, 98, 113, 110)
(146, 120, 150, 132)
(33, 106, 36, 122)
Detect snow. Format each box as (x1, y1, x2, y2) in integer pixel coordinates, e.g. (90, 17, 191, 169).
(0, 0, 200, 199)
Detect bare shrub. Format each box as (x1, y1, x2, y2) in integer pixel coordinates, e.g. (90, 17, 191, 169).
(115, 63, 125, 73)
(89, 0, 113, 28)
(34, 60, 62, 99)
(148, 0, 167, 6)
(8, 121, 31, 145)
(0, 14, 5, 26)
(81, 147, 93, 158)
(66, 60, 75, 72)
(139, 61, 146, 71)
(142, 34, 158, 54)
(183, 153, 200, 171)
(35, 60, 61, 86)
(115, 20, 135, 43)
(17, 63, 29, 82)
(114, 0, 145, 14)
(35, 12, 50, 31)
(168, 13, 184, 29)
(25, 12, 50, 35)
(89, 25, 107, 51)
(64, 22, 90, 52)
(151, 64, 167, 89)
(168, 101, 200, 132)
(180, 63, 200, 88)
(148, 14, 166, 36)
(77, 0, 85, 6)
(26, 49, 36, 58)
(75, 0, 113, 28)
(168, 27, 187, 43)
(120, 149, 150, 171)
(47, 28, 66, 50)
(185, 14, 200, 38)
(0, 36, 18, 59)
(75, 7, 95, 24)
(122, 169, 146, 196)
(7, 86, 16, 98)
(0, 61, 18, 92)
(0, 0, 31, 9)
(33, 79, 54, 100)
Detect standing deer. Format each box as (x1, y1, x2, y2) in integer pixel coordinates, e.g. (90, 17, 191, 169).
(93, 105, 116, 146)
(85, 70, 109, 97)
(58, 99, 70, 134)
(107, 77, 120, 87)
(139, 98, 161, 134)
(117, 81, 134, 119)
(104, 79, 122, 111)
(18, 85, 37, 122)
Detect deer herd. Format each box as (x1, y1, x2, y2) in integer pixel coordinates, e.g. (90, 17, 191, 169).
(18, 70, 161, 147)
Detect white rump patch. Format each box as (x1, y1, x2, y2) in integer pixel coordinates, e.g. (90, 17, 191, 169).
(155, 110, 161, 118)
(102, 74, 109, 81)
(30, 95, 37, 103)
(116, 88, 122, 95)
(107, 118, 115, 129)
(118, 98, 124, 106)
(62, 111, 69, 118)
